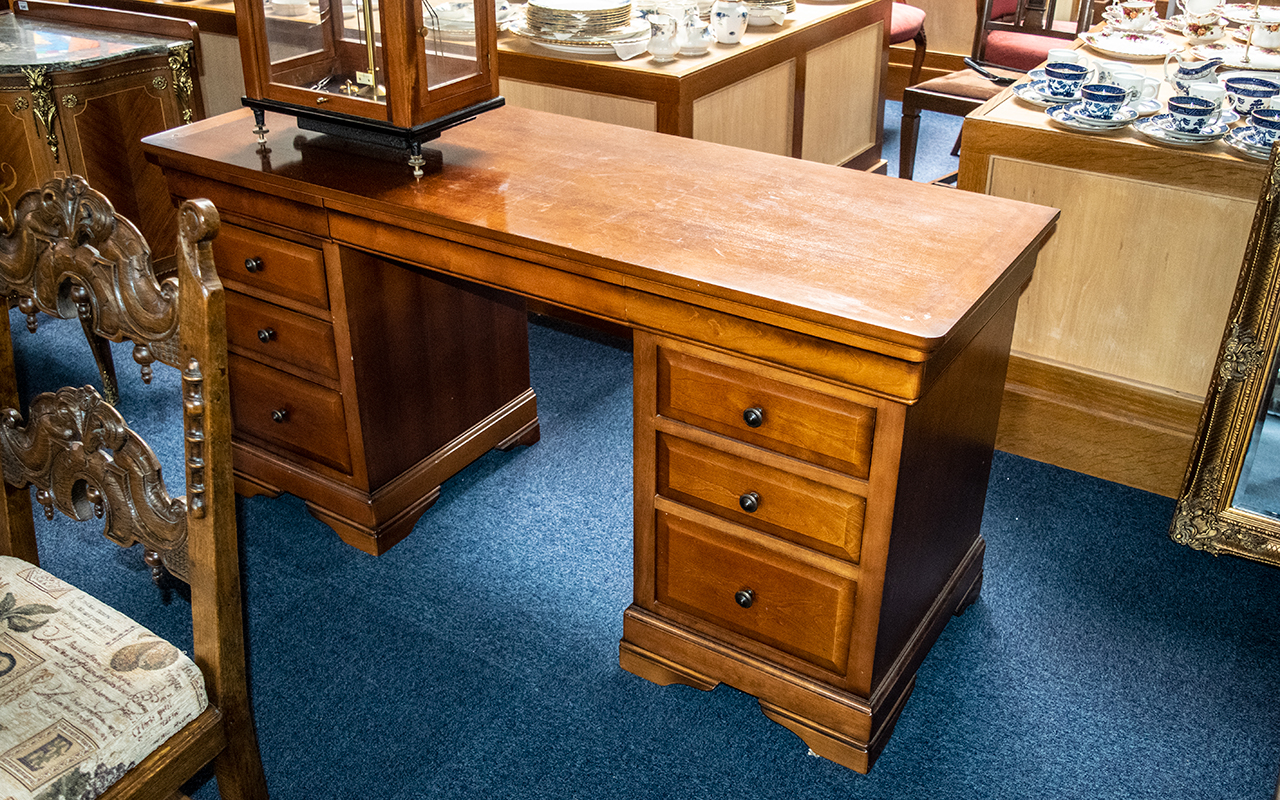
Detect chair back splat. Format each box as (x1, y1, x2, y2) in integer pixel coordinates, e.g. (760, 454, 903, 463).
(0, 175, 268, 800)
(898, 0, 1093, 180)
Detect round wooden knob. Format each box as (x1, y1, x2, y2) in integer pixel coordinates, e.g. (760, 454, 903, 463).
(742, 407, 764, 428)
(245, 256, 264, 273)
(735, 589, 755, 609)
(257, 328, 276, 343)
(270, 408, 288, 423)
(739, 491, 760, 513)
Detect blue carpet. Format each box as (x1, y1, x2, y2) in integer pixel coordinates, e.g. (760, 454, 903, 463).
(11, 307, 1280, 800)
(7, 110, 1279, 799)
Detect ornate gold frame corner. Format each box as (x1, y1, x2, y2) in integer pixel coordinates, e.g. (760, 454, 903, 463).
(1170, 152, 1280, 568)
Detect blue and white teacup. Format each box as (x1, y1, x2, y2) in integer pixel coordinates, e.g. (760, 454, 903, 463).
(1079, 83, 1127, 119)
(1224, 75, 1280, 115)
(1167, 95, 1221, 133)
(1043, 61, 1092, 98)
(1251, 107, 1280, 146)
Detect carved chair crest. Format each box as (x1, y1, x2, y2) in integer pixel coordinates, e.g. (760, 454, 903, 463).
(0, 178, 222, 582)
(0, 175, 181, 386)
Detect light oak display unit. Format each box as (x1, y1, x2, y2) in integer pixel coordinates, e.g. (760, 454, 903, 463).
(143, 105, 1056, 772)
(957, 45, 1266, 498)
(497, 0, 891, 169)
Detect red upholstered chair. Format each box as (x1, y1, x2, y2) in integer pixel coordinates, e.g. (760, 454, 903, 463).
(898, 0, 1094, 180)
(891, 1, 928, 88)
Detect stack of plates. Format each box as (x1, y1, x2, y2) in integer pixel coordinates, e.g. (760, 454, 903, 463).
(524, 0, 633, 34)
(510, 0, 649, 54)
(424, 0, 520, 33)
(744, 0, 795, 12)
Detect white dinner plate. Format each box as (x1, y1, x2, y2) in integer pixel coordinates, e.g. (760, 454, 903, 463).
(1193, 41, 1280, 69)
(1080, 30, 1181, 60)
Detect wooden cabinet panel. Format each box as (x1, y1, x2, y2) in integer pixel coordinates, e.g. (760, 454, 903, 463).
(656, 430, 866, 562)
(213, 224, 330, 310)
(656, 345, 876, 477)
(655, 509, 857, 674)
(228, 354, 353, 473)
(225, 291, 339, 382)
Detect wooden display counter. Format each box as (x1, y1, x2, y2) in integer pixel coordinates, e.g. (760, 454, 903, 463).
(957, 43, 1264, 498)
(143, 105, 1055, 773)
(497, 0, 891, 169)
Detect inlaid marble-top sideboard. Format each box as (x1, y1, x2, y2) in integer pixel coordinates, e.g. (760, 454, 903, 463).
(1, 1, 202, 256)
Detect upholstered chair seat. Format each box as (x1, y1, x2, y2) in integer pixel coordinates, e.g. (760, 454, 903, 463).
(0, 556, 208, 800)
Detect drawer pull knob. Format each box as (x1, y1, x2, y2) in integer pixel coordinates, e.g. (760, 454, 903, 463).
(734, 589, 755, 609)
(257, 328, 276, 343)
(738, 491, 760, 513)
(245, 256, 264, 273)
(270, 408, 289, 423)
(742, 407, 764, 428)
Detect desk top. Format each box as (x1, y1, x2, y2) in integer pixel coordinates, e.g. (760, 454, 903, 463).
(142, 106, 1057, 363)
(0, 9, 185, 73)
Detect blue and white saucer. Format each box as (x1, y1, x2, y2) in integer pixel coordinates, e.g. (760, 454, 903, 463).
(1133, 113, 1229, 146)
(1066, 103, 1138, 127)
(1226, 125, 1276, 159)
(1012, 80, 1082, 107)
(1046, 103, 1134, 132)
(1152, 112, 1230, 141)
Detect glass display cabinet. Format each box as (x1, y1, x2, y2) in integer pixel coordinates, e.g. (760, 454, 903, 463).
(232, 0, 503, 175)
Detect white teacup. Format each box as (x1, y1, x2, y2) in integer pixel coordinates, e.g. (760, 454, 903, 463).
(1046, 48, 1088, 66)
(1105, 0, 1157, 30)
(1109, 70, 1160, 106)
(1187, 82, 1228, 112)
(1183, 0, 1218, 16)
(1094, 59, 1130, 84)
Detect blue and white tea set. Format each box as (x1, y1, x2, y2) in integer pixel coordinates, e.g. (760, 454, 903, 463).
(1013, 48, 1280, 160)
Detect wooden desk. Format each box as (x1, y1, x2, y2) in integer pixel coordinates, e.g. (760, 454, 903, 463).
(958, 52, 1264, 497)
(498, 0, 891, 169)
(0, 3, 202, 255)
(142, 105, 1055, 773)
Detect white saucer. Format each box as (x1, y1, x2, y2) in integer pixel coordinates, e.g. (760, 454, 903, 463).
(1066, 102, 1138, 127)
(1046, 104, 1133, 132)
(1129, 98, 1163, 116)
(1226, 126, 1275, 159)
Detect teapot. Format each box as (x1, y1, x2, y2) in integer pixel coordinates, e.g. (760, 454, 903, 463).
(1164, 52, 1224, 95)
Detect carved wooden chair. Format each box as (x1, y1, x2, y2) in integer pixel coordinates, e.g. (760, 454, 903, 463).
(0, 176, 268, 800)
(898, 0, 1094, 180)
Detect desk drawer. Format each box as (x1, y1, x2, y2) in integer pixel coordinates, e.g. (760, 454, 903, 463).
(656, 346, 876, 478)
(226, 291, 339, 381)
(656, 432, 866, 563)
(654, 509, 856, 674)
(213, 224, 329, 310)
(228, 355, 352, 473)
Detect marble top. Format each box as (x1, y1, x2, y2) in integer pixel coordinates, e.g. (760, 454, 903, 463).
(0, 11, 185, 74)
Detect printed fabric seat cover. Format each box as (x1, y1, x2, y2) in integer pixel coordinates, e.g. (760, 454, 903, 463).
(0, 555, 208, 800)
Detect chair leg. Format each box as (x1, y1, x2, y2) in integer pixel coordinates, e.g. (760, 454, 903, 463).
(0, 308, 39, 565)
(899, 94, 923, 181)
(908, 27, 927, 87)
